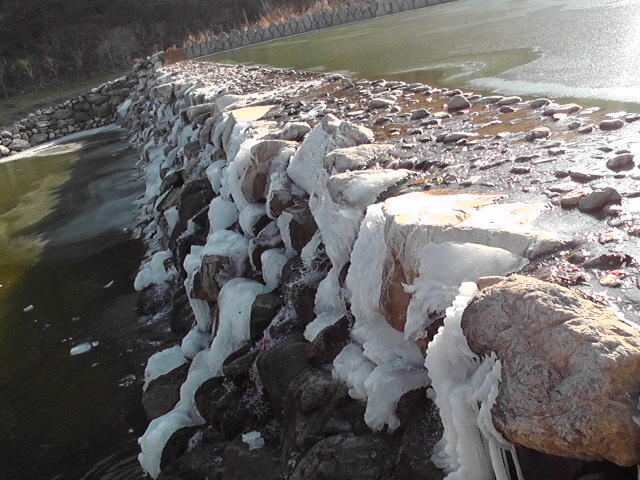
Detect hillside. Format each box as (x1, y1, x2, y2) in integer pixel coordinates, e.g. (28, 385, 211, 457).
(0, 0, 324, 97)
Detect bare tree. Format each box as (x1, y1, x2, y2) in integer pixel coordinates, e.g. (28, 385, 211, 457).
(42, 56, 59, 79)
(0, 58, 9, 98)
(17, 58, 37, 90)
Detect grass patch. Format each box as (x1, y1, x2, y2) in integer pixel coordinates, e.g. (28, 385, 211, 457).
(0, 72, 126, 128)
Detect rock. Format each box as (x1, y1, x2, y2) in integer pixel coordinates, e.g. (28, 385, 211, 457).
(151, 83, 175, 103)
(528, 98, 551, 108)
(307, 315, 352, 365)
(370, 98, 395, 109)
(410, 108, 430, 120)
(279, 121, 311, 141)
(52, 109, 73, 120)
(525, 127, 550, 142)
(327, 169, 412, 210)
(394, 398, 445, 480)
(242, 140, 296, 203)
(30, 133, 48, 144)
(168, 179, 215, 249)
(442, 132, 474, 144)
(577, 124, 596, 134)
(284, 203, 318, 253)
(476, 95, 505, 105)
(543, 103, 582, 116)
(86, 93, 109, 106)
(157, 436, 225, 480)
(447, 94, 471, 112)
(281, 368, 360, 458)
(499, 105, 516, 113)
(161, 426, 201, 472)
(8, 138, 31, 151)
(606, 153, 634, 172)
(142, 363, 190, 421)
(560, 189, 586, 208)
(249, 293, 284, 343)
(289, 434, 394, 480)
(170, 287, 194, 337)
(323, 144, 390, 173)
(257, 338, 310, 417)
(462, 275, 640, 466)
(287, 114, 374, 194)
(222, 347, 259, 385)
(0, 145, 9, 156)
(577, 187, 621, 213)
(599, 119, 625, 131)
(218, 440, 282, 480)
(582, 253, 630, 269)
(496, 96, 522, 106)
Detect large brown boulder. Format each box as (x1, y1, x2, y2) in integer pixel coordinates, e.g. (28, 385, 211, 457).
(462, 275, 640, 466)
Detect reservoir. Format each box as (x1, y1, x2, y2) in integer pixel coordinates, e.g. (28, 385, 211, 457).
(0, 127, 148, 480)
(205, 0, 640, 111)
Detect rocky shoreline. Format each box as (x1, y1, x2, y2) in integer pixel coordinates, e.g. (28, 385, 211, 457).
(113, 52, 640, 480)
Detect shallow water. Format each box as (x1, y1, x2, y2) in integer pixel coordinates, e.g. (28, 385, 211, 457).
(205, 0, 640, 111)
(0, 127, 147, 480)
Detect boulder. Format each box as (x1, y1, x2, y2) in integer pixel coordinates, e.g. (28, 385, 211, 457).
(279, 122, 311, 141)
(249, 292, 284, 343)
(257, 338, 310, 417)
(543, 103, 581, 116)
(218, 440, 282, 480)
(151, 83, 175, 103)
(600, 119, 625, 131)
(447, 94, 471, 112)
(577, 187, 621, 213)
(241, 140, 296, 203)
(142, 363, 190, 421)
(462, 275, 640, 466)
(287, 114, 374, 194)
(289, 434, 394, 480)
(8, 138, 31, 151)
(606, 153, 634, 172)
(323, 144, 390, 173)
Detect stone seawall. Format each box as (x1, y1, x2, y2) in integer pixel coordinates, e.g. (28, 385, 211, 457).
(183, 0, 456, 59)
(0, 70, 147, 158)
(120, 54, 640, 480)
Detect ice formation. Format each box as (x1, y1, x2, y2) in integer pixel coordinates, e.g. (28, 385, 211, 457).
(425, 283, 523, 480)
(143, 346, 188, 391)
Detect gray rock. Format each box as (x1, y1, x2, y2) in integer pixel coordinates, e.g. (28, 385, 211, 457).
(257, 338, 310, 417)
(543, 103, 581, 116)
(528, 98, 551, 108)
(52, 109, 73, 120)
(476, 95, 505, 105)
(279, 121, 311, 141)
(442, 131, 474, 144)
(86, 93, 109, 106)
(447, 94, 471, 112)
(370, 97, 395, 109)
(249, 293, 284, 343)
(0, 145, 9, 156)
(496, 96, 522, 106)
(8, 138, 31, 151)
(577, 187, 621, 212)
(290, 434, 394, 480)
(323, 144, 390, 173)
(599, 119, 625, 131)
(307, 315, 352, 365)
(143, 363, 189, 421)
(219, 440, 282, 480)
(410, 108, 430, 120)
(606, 153, 635, 172)
(525, 127, 551, 141)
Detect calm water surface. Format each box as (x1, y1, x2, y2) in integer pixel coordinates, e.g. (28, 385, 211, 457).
(205, 0, 640, 110)
(0, 127, 148, 480)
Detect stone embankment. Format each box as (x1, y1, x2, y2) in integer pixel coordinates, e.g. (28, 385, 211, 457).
(0, 65, 158, 158)
(118, 53, 640, 480)
(182, 0, 455, 59)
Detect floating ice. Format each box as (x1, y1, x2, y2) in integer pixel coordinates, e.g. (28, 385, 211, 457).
(103, 281, 114, 289)
(23, 305, 34, 312)
(70, 341, 98, 356)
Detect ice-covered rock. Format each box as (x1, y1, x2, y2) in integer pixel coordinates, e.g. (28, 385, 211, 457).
(323, 144, 390, 174)
(287, 114, 374, 194)
(462, 276, 640, 466)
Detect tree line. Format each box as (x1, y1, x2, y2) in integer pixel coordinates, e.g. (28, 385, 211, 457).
(0, 0, 320, 98)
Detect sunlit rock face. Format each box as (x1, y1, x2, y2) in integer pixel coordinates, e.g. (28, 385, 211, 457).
(378, 192, 568, 341)
(462, 275, 640, 466)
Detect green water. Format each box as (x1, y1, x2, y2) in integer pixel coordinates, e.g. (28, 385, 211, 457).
(0, 127, 147, 480)
(205, 0, 640, 111)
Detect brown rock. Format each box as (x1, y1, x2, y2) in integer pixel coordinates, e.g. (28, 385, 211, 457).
(242, 140, 296, 203)
(462, 276, 640, 466)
